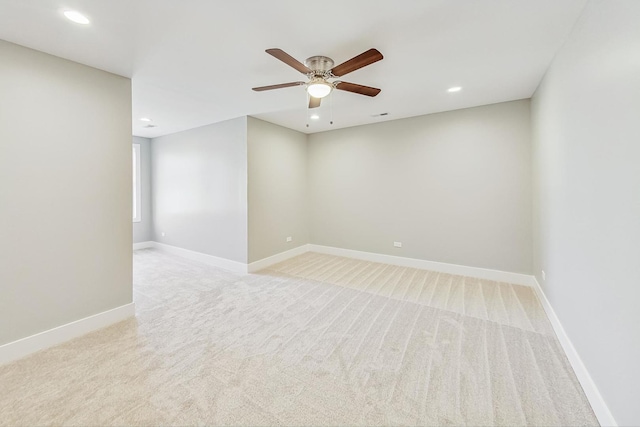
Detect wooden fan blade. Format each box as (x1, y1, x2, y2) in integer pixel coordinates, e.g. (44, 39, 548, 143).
(309, 96, 321, 108)
(266, 49, 311, 74)
(331, 48, 383, 77)
(252, 82, 304, 91)
(335, 81, 381, 97)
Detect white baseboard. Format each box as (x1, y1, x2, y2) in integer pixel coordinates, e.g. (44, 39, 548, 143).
(150, 242, 309, 274)
(532, 278, 616, 426)
(144, 241, 534, 286)
(248, 244, 311, 273)
(133, 241, 154, 250)
(309, 244, 535, 287)
(0, 303, 135, 366)
(153, 242, 248, 274)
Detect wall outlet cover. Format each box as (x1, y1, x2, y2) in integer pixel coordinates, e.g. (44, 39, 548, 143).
(393, 242, 402, 248)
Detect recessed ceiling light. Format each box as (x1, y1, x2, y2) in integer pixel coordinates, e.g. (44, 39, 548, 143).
(310, 114, 320, 120)
(63, 10, 90, 25)
(448, 86, 462, 93)
(140, 118, 152, 122)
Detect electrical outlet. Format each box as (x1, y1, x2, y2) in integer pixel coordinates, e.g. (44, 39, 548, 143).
(393, 241, 402, 248)
(161, 232, 165, 237)
(542, 270, 546, 281)
(286, 236, 292, 242)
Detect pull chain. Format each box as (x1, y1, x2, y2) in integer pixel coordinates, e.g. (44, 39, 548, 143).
(306, 90, 310, 128)
(330, 91, 334, 125)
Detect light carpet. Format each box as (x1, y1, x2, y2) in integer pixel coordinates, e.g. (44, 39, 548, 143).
(0, 249, 598, 426)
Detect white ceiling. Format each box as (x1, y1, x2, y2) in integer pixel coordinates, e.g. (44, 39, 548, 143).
(0, 0, 587, 137)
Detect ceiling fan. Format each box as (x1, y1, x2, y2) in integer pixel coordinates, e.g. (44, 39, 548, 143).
(252, 48, 383, 108)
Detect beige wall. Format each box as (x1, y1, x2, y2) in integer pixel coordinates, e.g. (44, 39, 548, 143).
(0, 40, 132, 345)
(150, 101, 532, 274)
(531, 1, 640, 424)
(247, 117, 308, 262)
(308, 100, 532, 273)
(151, 117, 248, 263)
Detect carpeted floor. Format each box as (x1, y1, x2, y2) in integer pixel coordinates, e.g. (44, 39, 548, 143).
(0, 249, 598, 426)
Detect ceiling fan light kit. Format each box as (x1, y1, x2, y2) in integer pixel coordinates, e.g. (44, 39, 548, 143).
(253, 48, 383, 110)
(307, 78, 333, 98)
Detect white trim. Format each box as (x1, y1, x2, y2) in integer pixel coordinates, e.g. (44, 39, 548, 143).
(143, 242, 535, 285)
(248, 244, 311, 273)
(308, 244, 535, 286)
(132, 144, 142, 223)
(532, 278, 617, 427)
(153, 242, 248, 273)
(0, 303, 135, 366)
(133, 241, 154, 250)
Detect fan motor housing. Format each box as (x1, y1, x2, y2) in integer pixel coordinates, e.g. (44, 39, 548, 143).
(304, 56, 334, 73)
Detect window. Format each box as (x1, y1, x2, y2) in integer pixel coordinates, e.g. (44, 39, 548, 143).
(133, 144, 141, 222)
